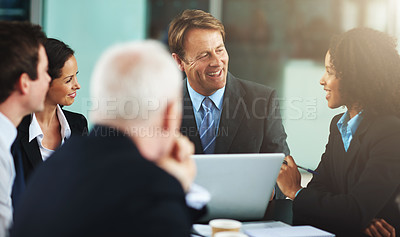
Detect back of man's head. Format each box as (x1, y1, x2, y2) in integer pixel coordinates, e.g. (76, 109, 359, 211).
(168, 9, 225, 60)
(90, 40, 182, 126)
(0, 21, 46, 103)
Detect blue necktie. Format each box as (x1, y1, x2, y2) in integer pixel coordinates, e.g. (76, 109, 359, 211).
(11, 141, 26, 210)
(199, 97, 216, 154)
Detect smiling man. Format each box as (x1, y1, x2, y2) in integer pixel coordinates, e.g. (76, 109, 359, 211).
(168, 9, 289, 160)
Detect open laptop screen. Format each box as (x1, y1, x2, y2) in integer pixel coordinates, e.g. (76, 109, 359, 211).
(193, 153, 285, 222)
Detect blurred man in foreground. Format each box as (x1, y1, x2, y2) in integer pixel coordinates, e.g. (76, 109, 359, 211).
(0, 21, 49, 237)
(11, 40, 197, 237)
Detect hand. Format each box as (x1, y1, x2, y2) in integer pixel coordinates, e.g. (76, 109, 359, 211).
(276, 155, 302, 200)
(364, 219, 396, 237)
(156, 134, 196, 192)
(270, 188, 275, 201)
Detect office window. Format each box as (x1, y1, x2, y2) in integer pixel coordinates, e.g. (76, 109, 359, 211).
(147, 0, 209, 43)
(0, 0, 30, 21)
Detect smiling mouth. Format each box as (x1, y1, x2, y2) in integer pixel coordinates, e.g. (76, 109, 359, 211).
(207, 69, 222, 77)
(68, 92, 76, 98)
(324, 89, 331, 99)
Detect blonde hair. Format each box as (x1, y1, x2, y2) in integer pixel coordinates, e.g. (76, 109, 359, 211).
(168, 9, 225, 60)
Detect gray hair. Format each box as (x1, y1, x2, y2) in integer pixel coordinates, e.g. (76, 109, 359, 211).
(90, 40, 182, 123)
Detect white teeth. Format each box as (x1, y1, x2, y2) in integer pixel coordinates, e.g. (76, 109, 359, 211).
(208, 70, 221, 76)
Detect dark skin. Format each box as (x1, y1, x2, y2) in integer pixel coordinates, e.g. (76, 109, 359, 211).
(277, 156, 396, 237)
(277, 49, 396, 236)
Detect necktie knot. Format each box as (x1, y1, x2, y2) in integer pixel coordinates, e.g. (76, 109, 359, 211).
(202, 97, 213, 112)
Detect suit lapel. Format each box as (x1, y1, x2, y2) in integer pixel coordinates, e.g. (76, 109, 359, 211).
(18, 116, 42, 168)
(64, 110, 77, 137)
(342, 115, 372, 173)
(181, 80, 203, 153)
(214, 73, 246, 153)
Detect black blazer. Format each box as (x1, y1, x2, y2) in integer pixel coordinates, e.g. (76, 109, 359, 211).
(293, 113, 400, 236)
(181, 72, 289, 155)
(11, 125, 193, 237)
(14, 110, 88, 183)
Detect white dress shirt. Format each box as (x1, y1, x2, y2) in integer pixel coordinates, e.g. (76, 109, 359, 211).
(0, 112, 17, 237)
(29, 105, 71, 161)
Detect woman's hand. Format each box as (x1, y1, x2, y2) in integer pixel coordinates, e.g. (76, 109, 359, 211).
(364, 219, 395, 237)
(276, 155, 302, 200)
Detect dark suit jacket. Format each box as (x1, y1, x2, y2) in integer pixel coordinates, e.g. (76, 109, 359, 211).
(293, 113, 400, 236)
(14, 110, 88, 183)
(181, 72, 289, 155)
(11, 125, 193, 237)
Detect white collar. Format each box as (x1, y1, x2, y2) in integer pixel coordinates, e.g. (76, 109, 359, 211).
(29, 105, 71, 143)
(187, 79, 225, 112)
(57, 105, 71, 141)
(0, 112, 17, 150)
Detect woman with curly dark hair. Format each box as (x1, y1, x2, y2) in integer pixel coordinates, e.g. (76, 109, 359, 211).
(277, 28, 400, 237)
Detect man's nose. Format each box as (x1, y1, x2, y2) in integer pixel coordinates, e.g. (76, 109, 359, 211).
(209, 52, 222, 67)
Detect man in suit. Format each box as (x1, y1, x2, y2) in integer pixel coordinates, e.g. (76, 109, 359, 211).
(11, 41, 198, 237)
(168, 10, 289, 199)
(168, 9, 289, 156)
(0, 21, 49, 237)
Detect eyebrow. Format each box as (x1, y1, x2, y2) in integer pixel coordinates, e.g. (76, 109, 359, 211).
(63, 74, 74, 80)
(63, 71, 78, 80)
(196, 44, 225, 56)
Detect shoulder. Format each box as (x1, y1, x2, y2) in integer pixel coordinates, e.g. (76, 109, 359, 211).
(62, 109, 88, 135)
(366, 114, 400, 137)
(62, 110, 87, 121)
(227, 73, 276, 103)
(62, 110, 87, 125)
(229, 73, 275, 94)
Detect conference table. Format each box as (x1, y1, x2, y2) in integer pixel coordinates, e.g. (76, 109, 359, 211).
(262, 199, 293, 225)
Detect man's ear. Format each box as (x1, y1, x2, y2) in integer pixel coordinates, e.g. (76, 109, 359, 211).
(15, 73, 31, 95)
(172, 53, 185, 72)
(162, 100, 180, 132)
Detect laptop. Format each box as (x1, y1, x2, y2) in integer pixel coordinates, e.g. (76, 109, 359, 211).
(193, 153, 285, 222)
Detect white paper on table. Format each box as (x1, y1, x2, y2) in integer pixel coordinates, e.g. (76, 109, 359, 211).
(244, 225, 335, 237)
(192, 221, 290, 237)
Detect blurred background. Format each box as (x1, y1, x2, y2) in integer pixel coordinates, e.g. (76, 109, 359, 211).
(1, 0, 399, 169)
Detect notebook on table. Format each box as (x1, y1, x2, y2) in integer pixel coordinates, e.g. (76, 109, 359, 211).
(193, 153, 285, 222)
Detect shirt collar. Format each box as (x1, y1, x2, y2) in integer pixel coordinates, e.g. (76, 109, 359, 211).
(337, 110, 364, 135)
(0, 112, 17, 150)
(29, 105, 71, 143)
(29, 113, 42, 143)
(56, 105, 71, 140)
(187, 79, 225, 111)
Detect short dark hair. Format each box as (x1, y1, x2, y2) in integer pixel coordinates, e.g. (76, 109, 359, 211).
(44, 38, 75, 80)
(329, 28, 400, 117)
(0, 21, 46, 103)
(168, 9, 225, 60)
